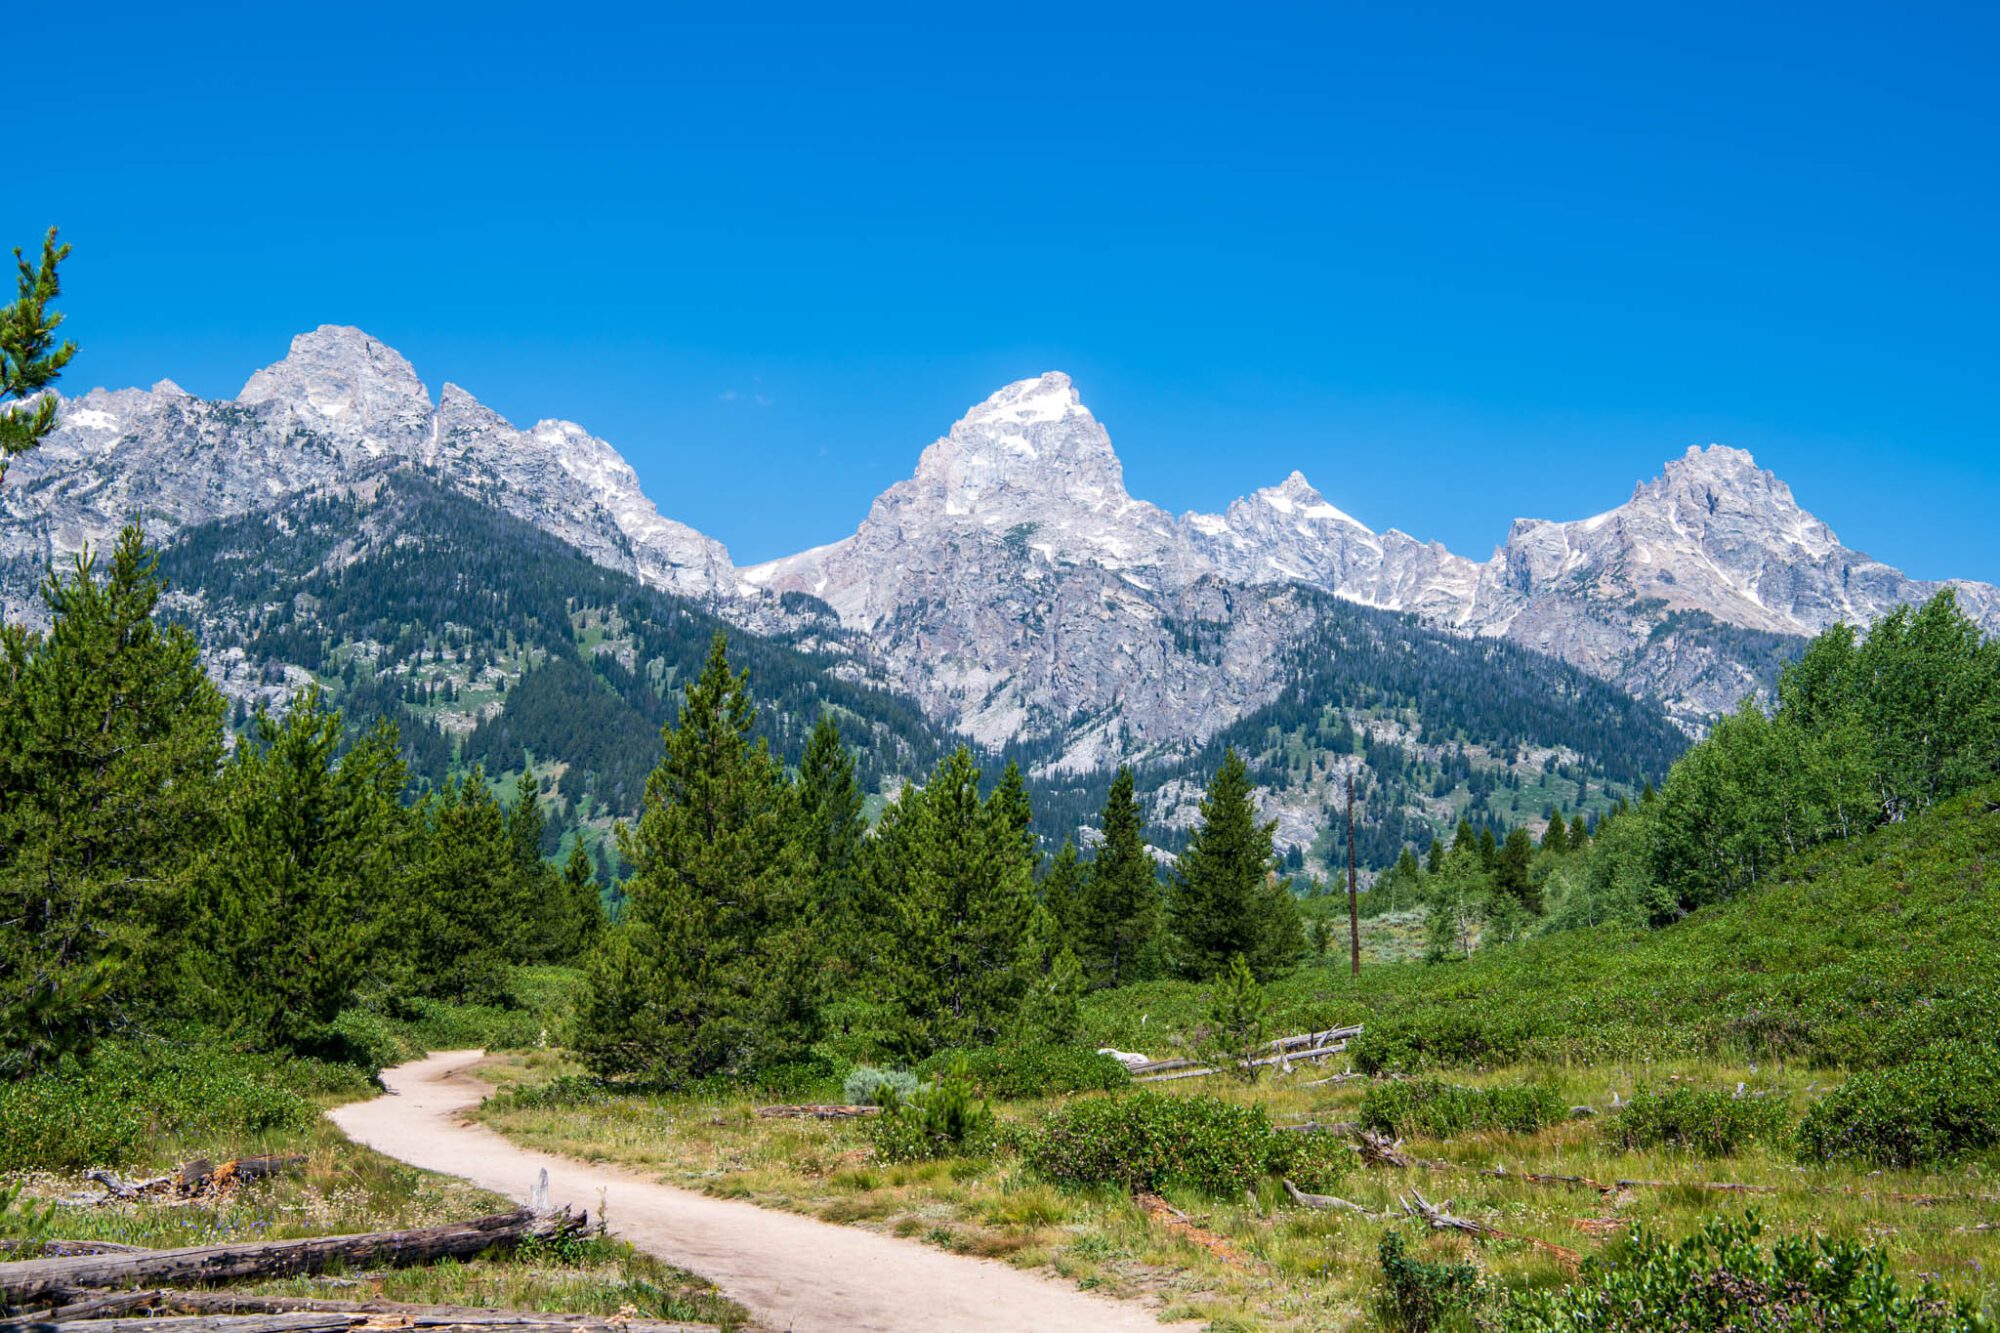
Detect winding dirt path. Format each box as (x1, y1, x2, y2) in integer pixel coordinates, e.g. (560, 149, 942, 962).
(330, 1051, 1180, 1332)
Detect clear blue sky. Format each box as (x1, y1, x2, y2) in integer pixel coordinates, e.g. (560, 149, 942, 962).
(14, 2, 1998, 577)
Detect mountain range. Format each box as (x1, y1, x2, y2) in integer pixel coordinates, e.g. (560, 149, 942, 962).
(5, 326, 1988, 866)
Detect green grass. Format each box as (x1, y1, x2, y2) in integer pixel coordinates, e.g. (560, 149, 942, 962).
(1081, 785, 2000, 1075)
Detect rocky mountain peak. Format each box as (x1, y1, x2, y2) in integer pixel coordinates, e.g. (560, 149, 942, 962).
(238, 325, 433, 457)
(910, 371, 1132, 514)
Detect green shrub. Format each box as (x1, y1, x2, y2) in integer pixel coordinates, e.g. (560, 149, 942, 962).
(1351, 1010, 1539, 1075)
(1270, 1128, 1351, 1193)
(1794, 1044, 2000, 1167)
(914, 1044, 1129, 1100)
(1496, 1213, 1983, 1331)
(1360, 1078, 1564, 1138)
(868, 1060, 996, 1163)
(1025, 1091, 1280, 1196)
(483, 1074, 610, 1113)
(1609, 1085, 1792, 1157)
(743, 1057, 841, 1102)
(844, 1065, 920, 1106)
(1378, 1229, 1485, 1330)
(0, 1041, 319, 1171)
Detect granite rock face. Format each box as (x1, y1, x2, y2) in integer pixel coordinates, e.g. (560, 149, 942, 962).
(0, 326, 732, 623)
(8, 336, 1992, 754)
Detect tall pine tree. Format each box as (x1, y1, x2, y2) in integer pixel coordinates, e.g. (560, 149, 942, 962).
(1169, 748, 1297, 980)
(0, 529, 225, 1073)
(1076, 766, 1162, 988)
(572, 634, 820, 1081)
(868, 746, 1035, 1055)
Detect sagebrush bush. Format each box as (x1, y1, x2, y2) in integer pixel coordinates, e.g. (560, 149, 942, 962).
(868, 1060, 995, 1163)
(1496, 1213, 1983, 1331)
(1359, 1077, 1564, 1138)
(844, 1065, 920, 1106)
(1794, 1043, 2000, 1167)
(1609, 1085, 1792, 1157)
(0, 1040, 320, 1171)
(914, 1044, 1129, 1100)
(1025, 1091, 1280, 1196)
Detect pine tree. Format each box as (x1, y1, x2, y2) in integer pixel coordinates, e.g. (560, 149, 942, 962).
(1039, 839, 1084, 937)
(1199, 953, 1268, 1082)
(1493, 827, 1541, 913)
(1451, 821, 1476, 859)
(1076, 766, 1162, 988)
(0, 228, 75, 488)
(989, 759, 1037, 866)
(1477, 826, 1498, 872)
(795, 712, 865, 952)
(557, 840, 606, 959)
(1426, 836, 1445, 874)
(1570, 813, 1590, 848)
(572, 634, 820, 1080)
(190, 688, 410, 1051)
(868, 746, 1035, 1055)
(1541, 811, 1569, 853)
(503, 768, 561, 958)
(1013, 904, 1084, 1044)
(1169, 748, 1292, 980)
(0, 528, 225, 1073)
(402, 769, 517, 1003)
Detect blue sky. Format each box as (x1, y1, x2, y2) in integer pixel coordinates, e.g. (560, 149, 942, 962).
(14, 2, 1998, 576)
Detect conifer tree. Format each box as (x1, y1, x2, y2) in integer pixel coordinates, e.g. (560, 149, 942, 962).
(1039, 839, 1084, 937)
(0, 528, 225, 1073)
(989, 759, 1037, 866)
(1076, 766, 1162, 988)
(1013, 903, 1084, 1044)
(190, 688, 409, 1051)
(403, 769, 517, 1003)
(1169, 748, 1293, 980)
(1493, 827, 1541, 912)
(557, 840, 606, 958)
(1542, 811, 1569, 853)
(1451, 820, 1476, 859)
(1426, 836, 1445, 874)
(1477, 825, 1498, 872)
(1200, 953, 1267, 1082)
(0, 228, 75, 488)
(1570, 812, 1590, 847)
(795, 712, 865, 943)
(869, 746, 1035, 1055)
(573, 634, 820, 1081)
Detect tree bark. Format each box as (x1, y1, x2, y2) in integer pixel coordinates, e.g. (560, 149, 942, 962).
(0, 1209, 582, 1309)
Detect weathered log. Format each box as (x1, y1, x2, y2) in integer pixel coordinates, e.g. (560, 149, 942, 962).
(1612, 1177, 1778, 1195)
(0, 1241, 153, 1258)
(1401, 1190, 1580, 1266)
(1274, 1119, 1359, 1135)
(754, 1104, 881, 1119)
(1281, 1179, 1382, 1217)
(0, 1208, 583, 1309)
(178, 1155, 304, 1196)
(1124, 1025, 1365, 1076)
(113, 1288, 716, 1330)
(10, 1317, 710, 1333)
(1356, 1130, 1414, 1168)
(1130, 1040, 1350, 1084)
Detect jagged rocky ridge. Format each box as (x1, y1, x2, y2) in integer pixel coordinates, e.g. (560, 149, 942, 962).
(746, 372, 2000, 745)
(6, 329, 1992, 789)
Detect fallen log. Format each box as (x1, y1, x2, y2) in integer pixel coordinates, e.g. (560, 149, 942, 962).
(0, 1241, 153, 1258)
(11, 1317, 710, 1333)
(1131, 1040, 1350, 1084)
(1402, 1190, 1580, 1267)
(24, 1288, 718, 1331)
(0, 1207, 583, 1309)
(1274, 1119, 1359, 1135)
(1125, 1025, 1365, 1076)
(754, 1104, 881, 1119)
(1281, 1179, 1384, 1217)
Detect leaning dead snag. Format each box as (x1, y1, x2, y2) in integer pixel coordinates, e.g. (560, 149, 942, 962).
(1281, 1179, 1385, 1217)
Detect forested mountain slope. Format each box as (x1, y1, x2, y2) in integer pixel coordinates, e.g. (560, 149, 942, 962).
(154, 467, 948, 823)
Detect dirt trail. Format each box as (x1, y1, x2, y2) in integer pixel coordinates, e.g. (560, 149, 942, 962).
(330, 1051, 1180, 1332)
